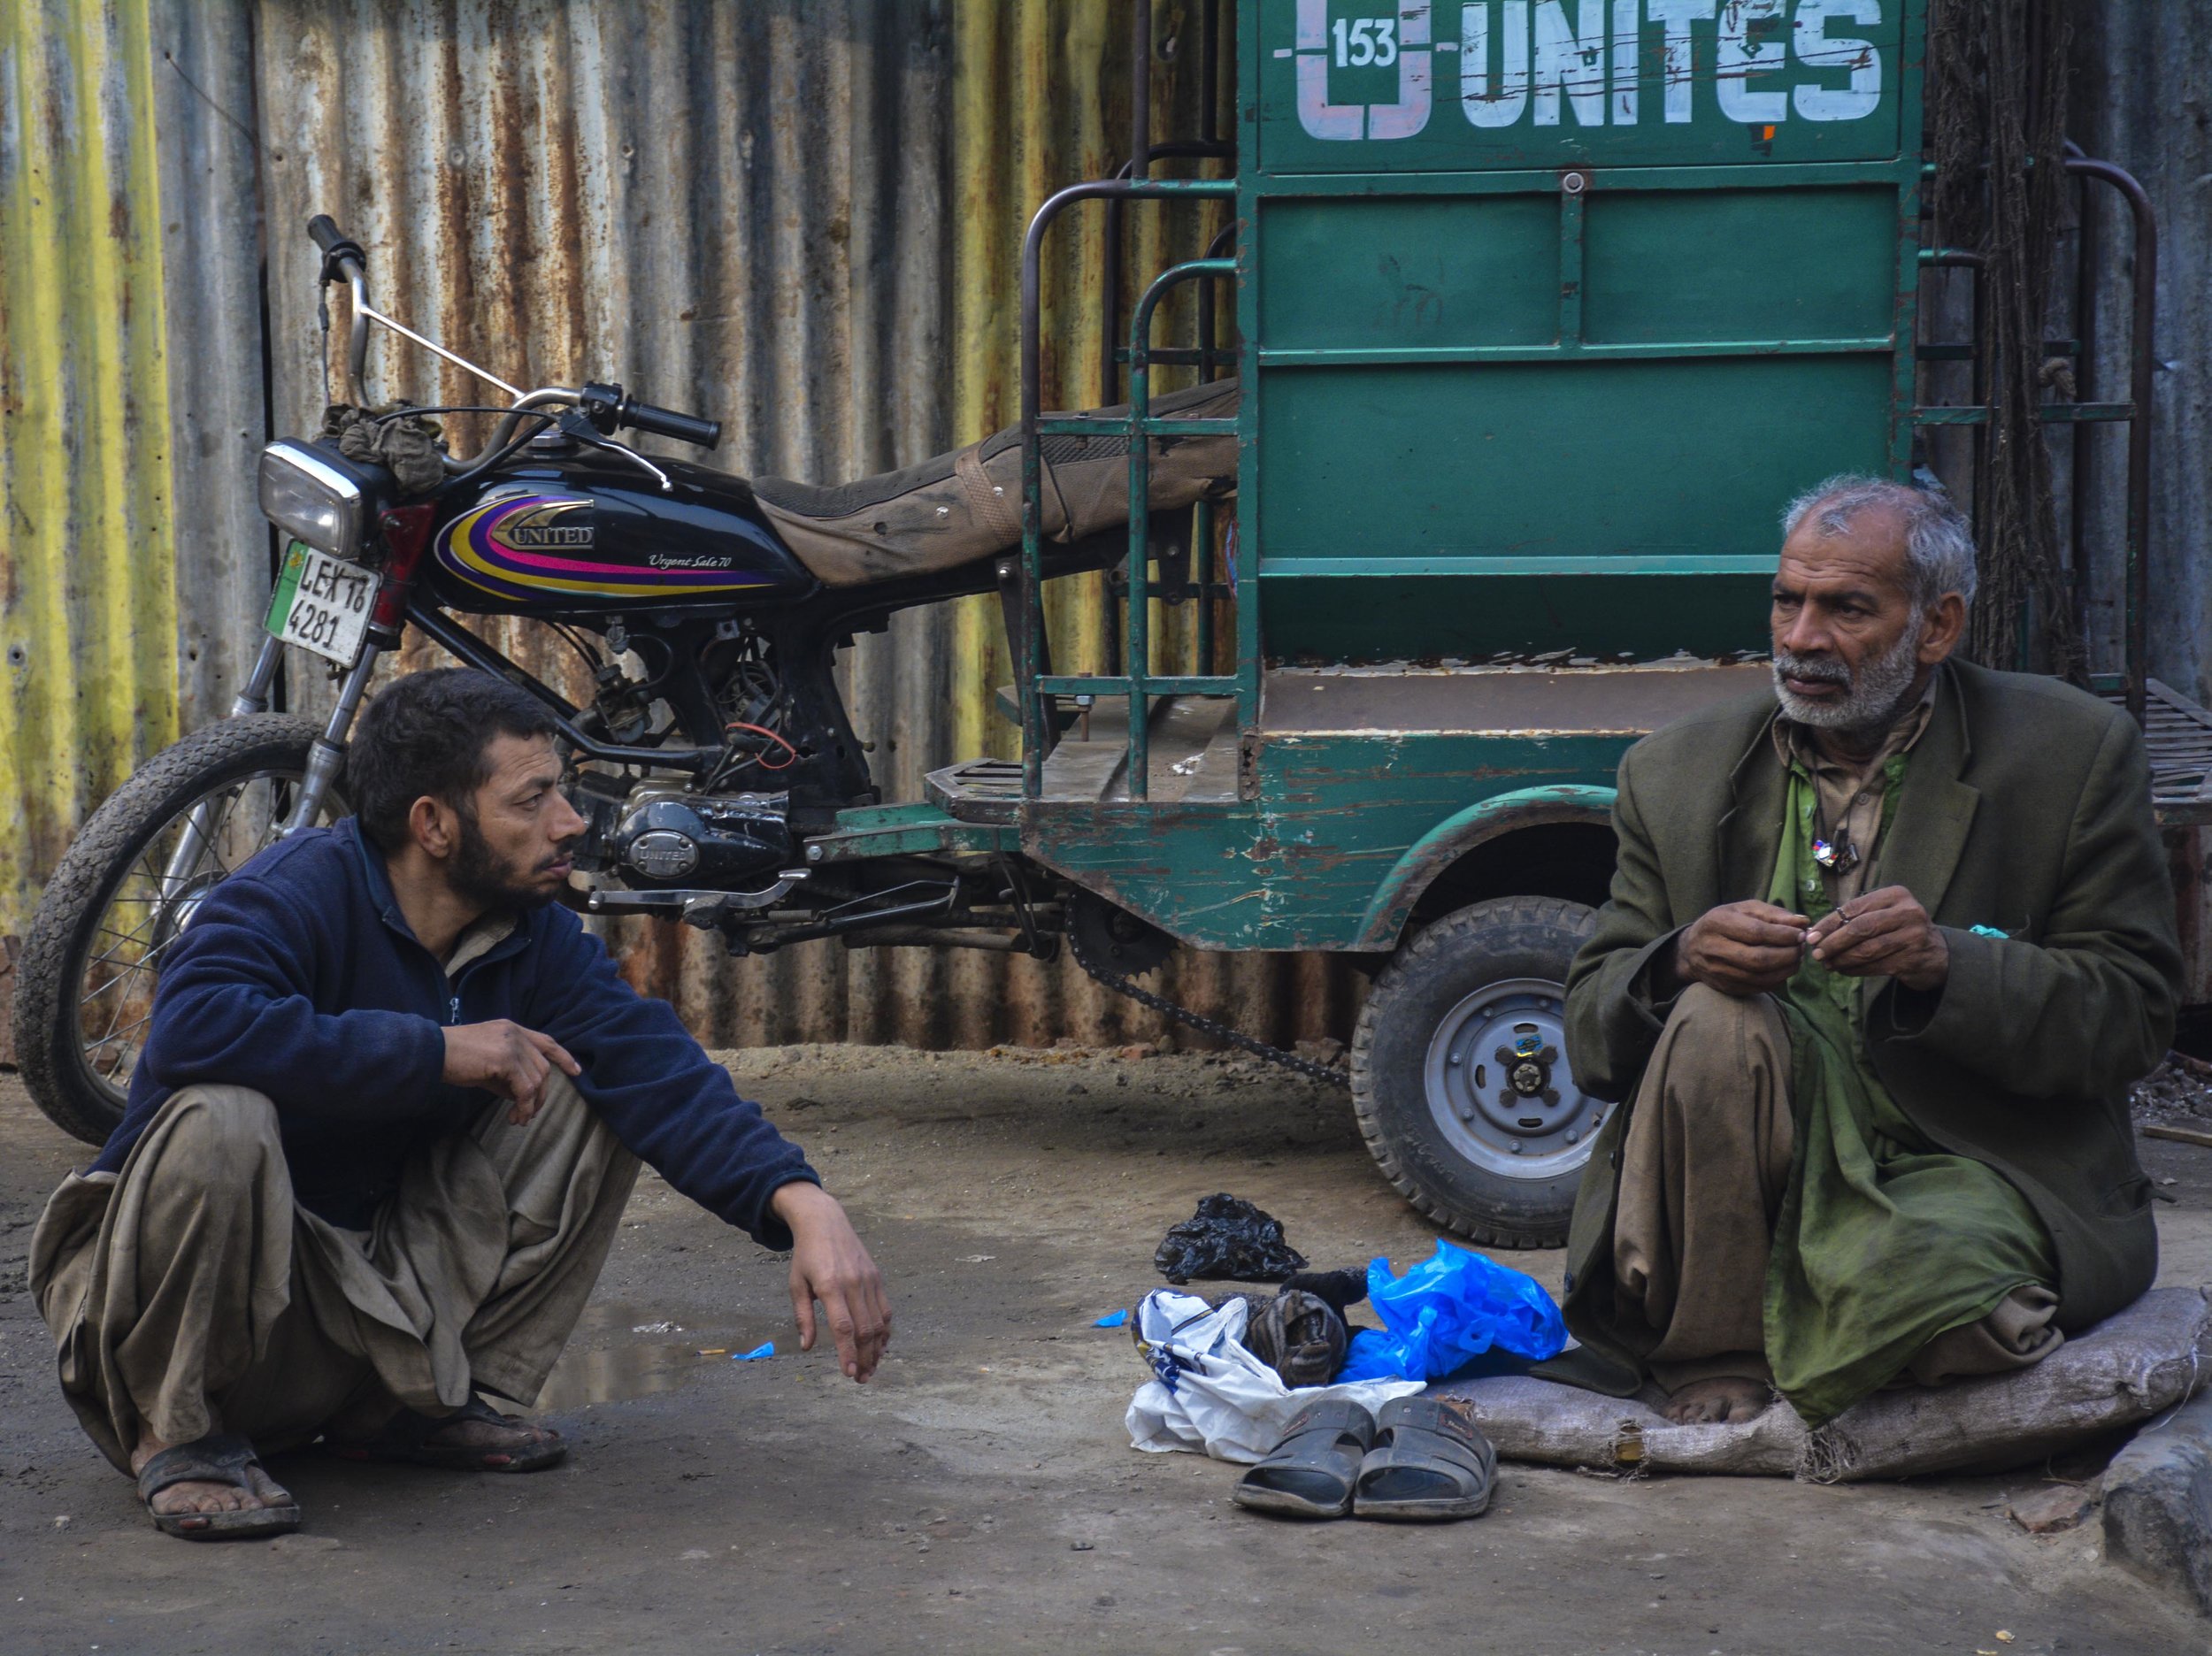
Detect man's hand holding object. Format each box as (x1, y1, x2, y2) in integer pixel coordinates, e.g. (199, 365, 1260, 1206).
(1670, 886, 1949, 999)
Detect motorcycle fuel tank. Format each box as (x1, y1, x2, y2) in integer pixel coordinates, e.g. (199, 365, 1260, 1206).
(426, 455, 817, 614)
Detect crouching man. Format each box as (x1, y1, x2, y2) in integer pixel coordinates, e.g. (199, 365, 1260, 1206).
(1555, 476, 2178, 1430)
(31, 668, 889, 1539)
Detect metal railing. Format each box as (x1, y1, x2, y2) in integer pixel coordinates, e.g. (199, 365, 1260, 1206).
(1912, 155, 2158, 725)
(1017, 176, 1239, 801)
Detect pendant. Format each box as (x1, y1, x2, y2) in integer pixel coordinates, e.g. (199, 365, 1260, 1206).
(1811, 835, 1860, 875)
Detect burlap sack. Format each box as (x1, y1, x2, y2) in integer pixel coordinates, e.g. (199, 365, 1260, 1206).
(1429, 1286, 2211, 1482)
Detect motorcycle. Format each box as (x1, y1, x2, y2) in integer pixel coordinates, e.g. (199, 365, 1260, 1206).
(13, 214, 1232, 1145)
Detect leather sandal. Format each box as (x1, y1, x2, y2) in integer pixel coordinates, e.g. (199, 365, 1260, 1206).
(1231, 1399, 1378, 1519)
(136, 1432, 302, 1540)
(329, 1394, 565, 1473)
(1351, 1396, 1496, 1522)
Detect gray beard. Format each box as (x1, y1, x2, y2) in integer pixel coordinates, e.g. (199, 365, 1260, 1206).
(1772, 623, 1925, 738)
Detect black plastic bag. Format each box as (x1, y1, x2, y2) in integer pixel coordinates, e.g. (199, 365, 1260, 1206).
(1153, 1192, 1309, 1284)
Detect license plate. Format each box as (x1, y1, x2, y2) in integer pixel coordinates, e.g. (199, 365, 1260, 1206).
(265, 540, 376, 665)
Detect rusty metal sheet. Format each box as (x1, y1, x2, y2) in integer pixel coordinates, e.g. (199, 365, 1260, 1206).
(244, 0, 1334, 1052)
(0, 0, 180, 949)
(247, 1, 962, 1049)
(1263, 663, 1772, 737)
(10, 1, 1358, 1054)
(150, 0, 269, 731)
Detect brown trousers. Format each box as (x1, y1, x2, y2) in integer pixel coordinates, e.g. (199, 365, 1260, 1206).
(1611, 984, 2060, 1395)
(29, 1076, 638, 1474)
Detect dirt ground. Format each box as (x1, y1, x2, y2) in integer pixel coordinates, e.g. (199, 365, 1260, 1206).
(2, 1046, 2207, 1655)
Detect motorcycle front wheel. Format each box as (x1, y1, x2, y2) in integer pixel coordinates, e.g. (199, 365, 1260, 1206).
(12, 714, 336, 1145)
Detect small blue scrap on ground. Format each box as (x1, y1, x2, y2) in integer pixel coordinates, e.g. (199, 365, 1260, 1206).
(1093, 1309, 1129, 1329)
(731, 1341, 775, 1361)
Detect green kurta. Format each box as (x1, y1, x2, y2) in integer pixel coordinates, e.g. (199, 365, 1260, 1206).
(1761, 758, 2058, 1427)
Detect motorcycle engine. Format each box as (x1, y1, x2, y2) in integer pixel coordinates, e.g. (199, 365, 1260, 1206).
(603, 786, 794, 890)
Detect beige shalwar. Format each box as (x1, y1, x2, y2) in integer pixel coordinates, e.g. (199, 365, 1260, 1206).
(30, 1070, 637, 1473)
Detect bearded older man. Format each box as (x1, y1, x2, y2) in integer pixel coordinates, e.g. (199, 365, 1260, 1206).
(1552, 476, 2179, 1430)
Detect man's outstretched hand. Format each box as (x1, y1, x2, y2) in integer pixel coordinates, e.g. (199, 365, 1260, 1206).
(442, 1020, 580, 1125)
(771, 1180, 892, 1383)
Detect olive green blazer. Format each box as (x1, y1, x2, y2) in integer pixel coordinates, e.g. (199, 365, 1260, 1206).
(1555, 659, 2179, 1388)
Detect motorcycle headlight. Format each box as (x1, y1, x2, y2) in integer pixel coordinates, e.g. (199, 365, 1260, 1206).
(259, 441, 369, 557)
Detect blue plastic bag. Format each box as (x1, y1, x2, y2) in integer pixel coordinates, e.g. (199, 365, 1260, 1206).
(1335, 1240, 1566, 1382)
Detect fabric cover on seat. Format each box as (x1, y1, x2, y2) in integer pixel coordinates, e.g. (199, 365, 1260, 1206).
(751, 379, 1238, 587)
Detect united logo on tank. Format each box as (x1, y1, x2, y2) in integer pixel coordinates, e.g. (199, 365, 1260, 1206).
(436, 493, 771, 602)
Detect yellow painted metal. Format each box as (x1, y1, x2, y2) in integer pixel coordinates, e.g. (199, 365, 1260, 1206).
(0, 0, 177, 928)
(0, 0, 177, 937)
(949, 0, 1233, 764)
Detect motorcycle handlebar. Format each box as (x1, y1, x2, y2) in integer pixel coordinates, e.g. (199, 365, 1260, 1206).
(577, 381, 722, 450)
(307, 213, 369, 292)
(620, 399, 722, 449)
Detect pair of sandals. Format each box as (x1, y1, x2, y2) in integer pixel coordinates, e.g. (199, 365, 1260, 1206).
(1233, 1396, 1495, 1522)
(137, 1397, 563, 1542)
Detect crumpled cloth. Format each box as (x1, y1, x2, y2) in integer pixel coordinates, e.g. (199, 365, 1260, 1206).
(1124, 1290, 1422, 1463)
(320, 403, 448, 494)
(1238, 1288, 1348, 1388)
(1153, 1192, 1309, 1284)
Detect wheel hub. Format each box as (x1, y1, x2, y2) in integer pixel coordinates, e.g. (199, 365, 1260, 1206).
(1422, 978, 1610, 1178)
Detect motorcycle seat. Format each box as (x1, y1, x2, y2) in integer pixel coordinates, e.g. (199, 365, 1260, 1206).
(750, 378, 1238, 588)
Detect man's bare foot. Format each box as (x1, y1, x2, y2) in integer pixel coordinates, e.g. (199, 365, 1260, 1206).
(331, 1397, 565, 1471)
(131, 1434, 292, 1519)
(1663, 1376, 1771, 1425)
(414, 1409, 561, 1461)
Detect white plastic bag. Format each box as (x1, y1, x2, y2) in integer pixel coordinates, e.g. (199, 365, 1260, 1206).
(1124, 1289, 1425, 1464)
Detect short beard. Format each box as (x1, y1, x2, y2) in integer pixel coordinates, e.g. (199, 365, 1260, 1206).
(448, 810, 559, 914)
(1773, 621, 1926, 738)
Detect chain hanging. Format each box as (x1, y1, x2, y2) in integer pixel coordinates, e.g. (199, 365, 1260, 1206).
(1064, 921, 1348, 1086)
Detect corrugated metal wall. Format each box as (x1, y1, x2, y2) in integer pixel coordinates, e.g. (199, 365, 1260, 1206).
(0, 0, 1359, 1053)
(2071, 7, 2212, 707)
(30, 3, 2197, 1054)
(0, 0, 180, 939)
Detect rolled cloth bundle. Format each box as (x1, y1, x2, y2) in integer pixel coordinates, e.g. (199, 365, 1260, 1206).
(1232, 1269, 1369, 1389)
(1239, 1290, 1348, 1389)
(750, 378, 1239, 587)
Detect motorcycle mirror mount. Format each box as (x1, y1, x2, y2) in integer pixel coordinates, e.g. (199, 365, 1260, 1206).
(577, 381, 725, 451)
(576, 382, 629, 437)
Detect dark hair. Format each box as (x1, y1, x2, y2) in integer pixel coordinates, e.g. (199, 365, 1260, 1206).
(349, 668, 560, 852)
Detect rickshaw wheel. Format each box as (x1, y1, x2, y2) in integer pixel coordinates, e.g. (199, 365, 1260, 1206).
(1349, 896, 1607, 1248)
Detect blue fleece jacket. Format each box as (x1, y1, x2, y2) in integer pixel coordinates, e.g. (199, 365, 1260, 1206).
(91, 818, 818, 1241)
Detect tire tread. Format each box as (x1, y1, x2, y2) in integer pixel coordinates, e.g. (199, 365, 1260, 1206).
(1349, 895, 1595, 1248)
(12, 716, 326, 1145)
